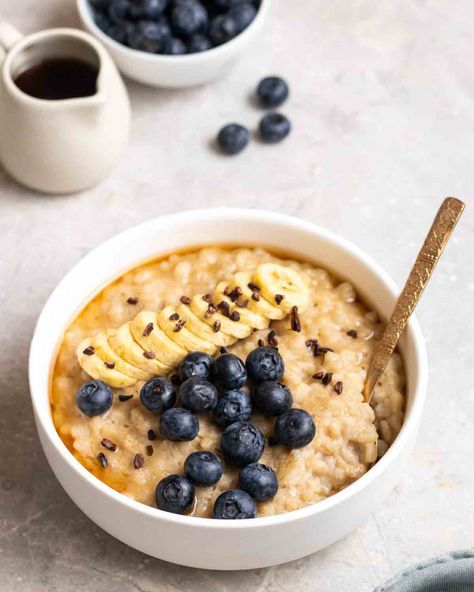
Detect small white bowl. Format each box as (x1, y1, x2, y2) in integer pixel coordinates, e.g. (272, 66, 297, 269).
(29, 209, 428, 570)
(76, 0, 270, 88)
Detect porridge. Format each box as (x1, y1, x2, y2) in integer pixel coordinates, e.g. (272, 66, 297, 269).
(51, 246, 405, 518)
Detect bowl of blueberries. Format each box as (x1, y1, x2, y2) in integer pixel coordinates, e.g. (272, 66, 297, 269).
(76, 0, 269, 87)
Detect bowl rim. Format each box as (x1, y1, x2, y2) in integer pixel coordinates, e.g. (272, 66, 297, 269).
(76, 0, 270, 63)
(29, 207, 428, 530)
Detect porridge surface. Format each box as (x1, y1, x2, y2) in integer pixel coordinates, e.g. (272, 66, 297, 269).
(51, 247, 406, 517)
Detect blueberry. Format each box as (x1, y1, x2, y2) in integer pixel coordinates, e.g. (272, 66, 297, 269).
(159, 407, 199, 441)
(213, 489, 256, 519)
(171, 0, 208, 37)
(108, 21, 134, 44)
(217, 124, 249, 155)
(127, 20, 171, 52)
(212, 353, 247, 388)
(213, 389, 252, 427)
(271, 408, 316, 448)
(108, 0, 131, 23)
(257, 76, 289, 108)
(253, 381, 292, 416)
(220, 421, 265, 467)
(228, 1, 256, 32)
(89, 0, 111, 10)
(213, 0, 247, 8)
(156, 474, 195, 514)
(187, 33, 211, 53)
(246, 346, 284, 383)
(76, 380, 113, 416)
(239, 463, 279, 501)
(179, 351, 213, 382)
(129, 0, 169, 19)
(259, 112, 291, 143)
(184, 451, 223, 486)
(162, 36, 187, 54)
(140, 377, 176, 414)
(209, 14, 238, 45)
(93, 9, 112, 33)
(179, 377, 218, 412)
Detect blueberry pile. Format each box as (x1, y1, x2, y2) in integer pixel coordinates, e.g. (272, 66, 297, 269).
(76, 346, 316, 519)
(217, 76, 291, 155)
(88, 0, 260, 55)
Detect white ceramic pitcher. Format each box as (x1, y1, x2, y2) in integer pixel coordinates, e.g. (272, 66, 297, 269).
(0, 21, 130, 194)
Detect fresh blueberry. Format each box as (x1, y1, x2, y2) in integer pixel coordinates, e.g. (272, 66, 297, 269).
(259, 112, 291, 143)
(159, 407, 199, 441)
(140, 377, 176, 414)
(187, 33, 211, 53)
(171, 0, 208, 37)
(156, 474, 195, 514)
(179, 377, 218, 413)
(217, 123, 249, 155)
(271, 408, 316, 448)
(108, 21, 134, 44)
(228, 1, 256, 32)
(127, 20, 171, 52)
(213, 389, 252, 427)
(246, 346, 284, 383)
(129, 0, 169, 19)
(93, 9, 112, 33)
(239, 463, 279, 501)
(213, 489, 256, 519)
(179, 351, 213, 382)
(76, 380, 113, 416)
(108, 0, 131, 23)
(212, 353, 247, 388)
(184, 451, 223, 486)
(257, 76, 289, 108)
(220, 421, 265, 467)
(253, 381, 292, 416)
(213, 0, 247, 8)
(162, 36, 187, 54)
(209, 14, 238, 45)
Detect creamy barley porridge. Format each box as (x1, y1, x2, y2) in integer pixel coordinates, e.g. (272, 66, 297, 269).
(51, 246, 405, 517)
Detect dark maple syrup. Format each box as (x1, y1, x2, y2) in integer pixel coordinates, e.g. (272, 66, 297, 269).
(14, 58, 98, 101)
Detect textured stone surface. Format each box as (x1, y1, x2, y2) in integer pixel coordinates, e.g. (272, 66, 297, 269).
(0, 1, 473, 590)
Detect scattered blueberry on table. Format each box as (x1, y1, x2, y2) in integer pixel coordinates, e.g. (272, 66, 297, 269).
(257, 76, 289, 108)
(259, 112, 291, 143)
(76, 379, 113, 416)
(213, 489, 257, 519)
(89, 0, 261, 55)
(216, 123, 250, 155)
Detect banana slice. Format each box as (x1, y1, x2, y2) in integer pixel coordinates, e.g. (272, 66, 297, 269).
(92, 330, 152, 381)
(229, 271, 286, 320)
(252, 263, 310, 312)
(130, 310, 187, 367)
(109, 322, 171, 375)
(190, 295, 252, 340)
(157, 306, 217, 355)
(77, 335, 136, 388)
(176, 303, 234, 347)
(214, 282, 270, 331)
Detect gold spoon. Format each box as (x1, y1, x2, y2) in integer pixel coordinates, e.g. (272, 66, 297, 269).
(363, 197, 465, 404)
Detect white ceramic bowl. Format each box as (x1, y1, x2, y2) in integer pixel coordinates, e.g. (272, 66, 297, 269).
(76, 0, 270, 88)
(29, 209, 428, 570)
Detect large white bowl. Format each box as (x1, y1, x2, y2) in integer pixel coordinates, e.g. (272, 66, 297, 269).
(76, 0, 270, 88)
(29, 209, 428, 570)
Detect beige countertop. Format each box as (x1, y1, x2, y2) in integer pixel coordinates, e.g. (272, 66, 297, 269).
(0, 0, 473, 590)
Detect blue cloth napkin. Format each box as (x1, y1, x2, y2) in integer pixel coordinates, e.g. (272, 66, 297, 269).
(374, 549, 474, 591)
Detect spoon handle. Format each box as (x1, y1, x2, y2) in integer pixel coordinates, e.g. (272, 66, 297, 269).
(363, 197, 465, 403)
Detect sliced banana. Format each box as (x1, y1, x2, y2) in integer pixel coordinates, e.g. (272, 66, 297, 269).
(157, 306, 217, 355)
(229, 271, 286, 320)
(214, 282, 270, 330)
(77, 336, 136, 388)
(109, 322, 171, 375)
(252, 263, 310, 312)
(176, 303, 234, 347)
(190, 295, 252, 340)
(130, 310, 187, 367)
(92, 330, 152, 381)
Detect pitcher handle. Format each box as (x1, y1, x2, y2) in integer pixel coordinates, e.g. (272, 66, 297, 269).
(0, 20, 23, 52)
